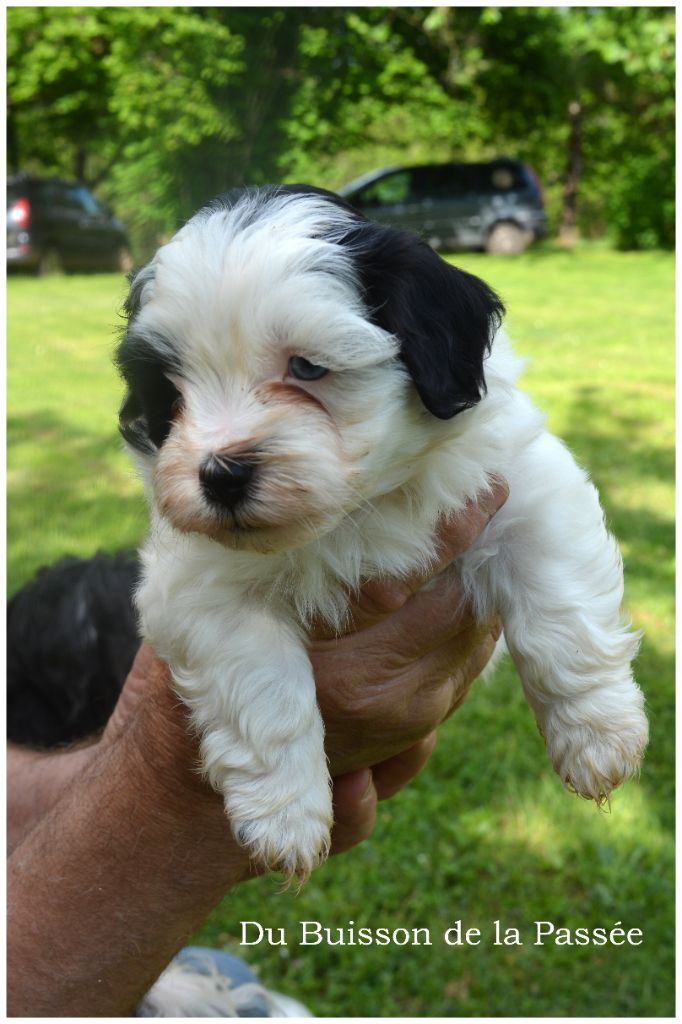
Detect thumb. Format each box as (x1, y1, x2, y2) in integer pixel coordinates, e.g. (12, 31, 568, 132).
(330, 769, 377, 854)
(102, 644, 168, 743)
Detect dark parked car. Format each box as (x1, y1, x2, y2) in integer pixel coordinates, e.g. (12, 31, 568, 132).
(7, 174, 132, 274)
(340, 157, 547, 254)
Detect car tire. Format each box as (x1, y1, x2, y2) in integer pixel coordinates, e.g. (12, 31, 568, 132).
(36, 248, 64, 276)
(485, 222, 530, 255)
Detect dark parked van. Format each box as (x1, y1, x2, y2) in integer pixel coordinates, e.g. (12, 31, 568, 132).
(340, 158, 546, 253)
(7, 174, 132, 274)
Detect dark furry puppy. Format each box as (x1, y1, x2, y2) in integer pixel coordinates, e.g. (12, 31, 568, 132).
(7, 551, 140, 748)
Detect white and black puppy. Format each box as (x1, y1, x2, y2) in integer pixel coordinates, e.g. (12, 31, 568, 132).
(116, 185, 647, 879)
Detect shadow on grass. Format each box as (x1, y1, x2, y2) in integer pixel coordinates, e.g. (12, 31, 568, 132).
(558, 385, 674, 590)
(561, 385, 673, 474)
(7, 408, 147, 593)
(8, 394, 674, 1016)
(200, 672, 675, 1015)
(219, 645, 674, 1014)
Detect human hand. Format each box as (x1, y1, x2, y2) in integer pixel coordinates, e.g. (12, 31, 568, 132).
(102, 480, 508, 859)
(312, 481, 507, 850)
(98, 643, 410, 861)
(312, 481, 508, 777)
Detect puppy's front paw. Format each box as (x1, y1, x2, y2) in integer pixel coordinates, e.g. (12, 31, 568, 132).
(229, 784, 333, 883)
(544, 692, 649, 804)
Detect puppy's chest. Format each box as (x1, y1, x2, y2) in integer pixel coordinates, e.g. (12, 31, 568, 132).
(252, 511, 453, 631)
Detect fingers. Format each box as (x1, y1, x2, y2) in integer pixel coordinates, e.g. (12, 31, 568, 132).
(328, 627, 498, 849)
(345, 479, 509, 632)
(371, 732, 438, 801)
(343, 568, 486, 671)
(439, 624, 500, 718)
(330, 769, 377, 854)
(415, 615, 501, 693)
(330, 733, 440, 853)
(433, 479, 509, 565)
(373, 568, 473, 659)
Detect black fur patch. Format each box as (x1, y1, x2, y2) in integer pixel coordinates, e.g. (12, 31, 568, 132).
(7, 552, 140, 747)
(339, 221, 505, 419)
(203, 183, 361, 222)
(116, 185, 505, 442)
(116, 332, 182, 452)
(210, 184, 505, 420)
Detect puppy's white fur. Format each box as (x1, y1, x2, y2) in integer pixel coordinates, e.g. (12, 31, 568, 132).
(119, 190, 647, 878)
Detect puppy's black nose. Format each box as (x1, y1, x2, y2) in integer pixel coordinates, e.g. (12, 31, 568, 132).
(200, 456, 255, 510)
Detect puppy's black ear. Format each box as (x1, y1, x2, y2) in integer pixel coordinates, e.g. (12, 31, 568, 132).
(116, 336, 181, 455)
(345, 224, 505, 418)
(116, 261, 179, 454)
(123, 260, 156, 321)
(117, 384, 154, 455)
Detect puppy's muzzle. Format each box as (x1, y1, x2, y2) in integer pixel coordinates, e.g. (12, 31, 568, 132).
(200, 455, 256, 511)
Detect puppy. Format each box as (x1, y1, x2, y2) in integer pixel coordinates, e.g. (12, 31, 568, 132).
(116, 185, 647, 879)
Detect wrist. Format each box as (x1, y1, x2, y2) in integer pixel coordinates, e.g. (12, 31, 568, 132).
(111, 674, 255, 883)
(8, 727, 250, 1017)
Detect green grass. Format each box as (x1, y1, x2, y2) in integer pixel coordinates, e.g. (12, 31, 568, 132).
(7, 245, 674, 1016)
(8, 274, 147, 583)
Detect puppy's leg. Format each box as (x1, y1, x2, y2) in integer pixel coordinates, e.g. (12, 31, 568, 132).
(177, 617, 332, 880)
(138, 571, 332, 879)
(469, 435, 648, 802)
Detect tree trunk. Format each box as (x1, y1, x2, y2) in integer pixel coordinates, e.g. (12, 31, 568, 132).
(558, 100, 583, 244)
(7, 111, 19, 173)
(75, 147, 87, 183)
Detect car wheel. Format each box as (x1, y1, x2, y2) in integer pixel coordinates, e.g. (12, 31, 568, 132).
(485, 223, 529, 255)
(115, 246, 134, 275)
(37, 248, 64, 276)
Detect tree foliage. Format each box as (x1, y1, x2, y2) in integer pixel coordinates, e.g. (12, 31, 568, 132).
(7, 6, 674, 256)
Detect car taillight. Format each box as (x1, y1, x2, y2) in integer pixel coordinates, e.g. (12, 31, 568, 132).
(9, 197, 31, 228)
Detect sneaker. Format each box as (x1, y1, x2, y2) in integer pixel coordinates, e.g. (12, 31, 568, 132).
(135, 946, 313, 1018)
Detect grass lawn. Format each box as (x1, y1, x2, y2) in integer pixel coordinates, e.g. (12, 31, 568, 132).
(7, 245, 674, 1016)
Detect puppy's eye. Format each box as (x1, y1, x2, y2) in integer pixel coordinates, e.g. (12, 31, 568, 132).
(288, 356, 329, 381)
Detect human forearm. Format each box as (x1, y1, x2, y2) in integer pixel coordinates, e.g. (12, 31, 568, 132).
(7, 742, 96, 854)
(7, 489, 507, 1015)
(7, 650, 386, 1017)
(8, 685, 248, 1017)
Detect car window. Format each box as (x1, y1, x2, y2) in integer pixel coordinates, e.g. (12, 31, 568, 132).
(75, 187, 103, 215)
(472, 163, 524, 194)
(490, 166, 516, 190)
(37, 183, 66, 206)
(68, 186, 103, 215)
(411, 166, 472, 199)
(348, 160, 533, 210)
(45, 184, 103, 214)
(356, 171, 411, 207)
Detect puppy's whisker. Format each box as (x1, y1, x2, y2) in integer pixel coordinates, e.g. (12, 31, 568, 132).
(341, 484, 388, 530)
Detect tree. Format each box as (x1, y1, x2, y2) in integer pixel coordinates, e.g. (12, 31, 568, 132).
(384, 6, 674, 247)
(7, 6, 674, 254)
